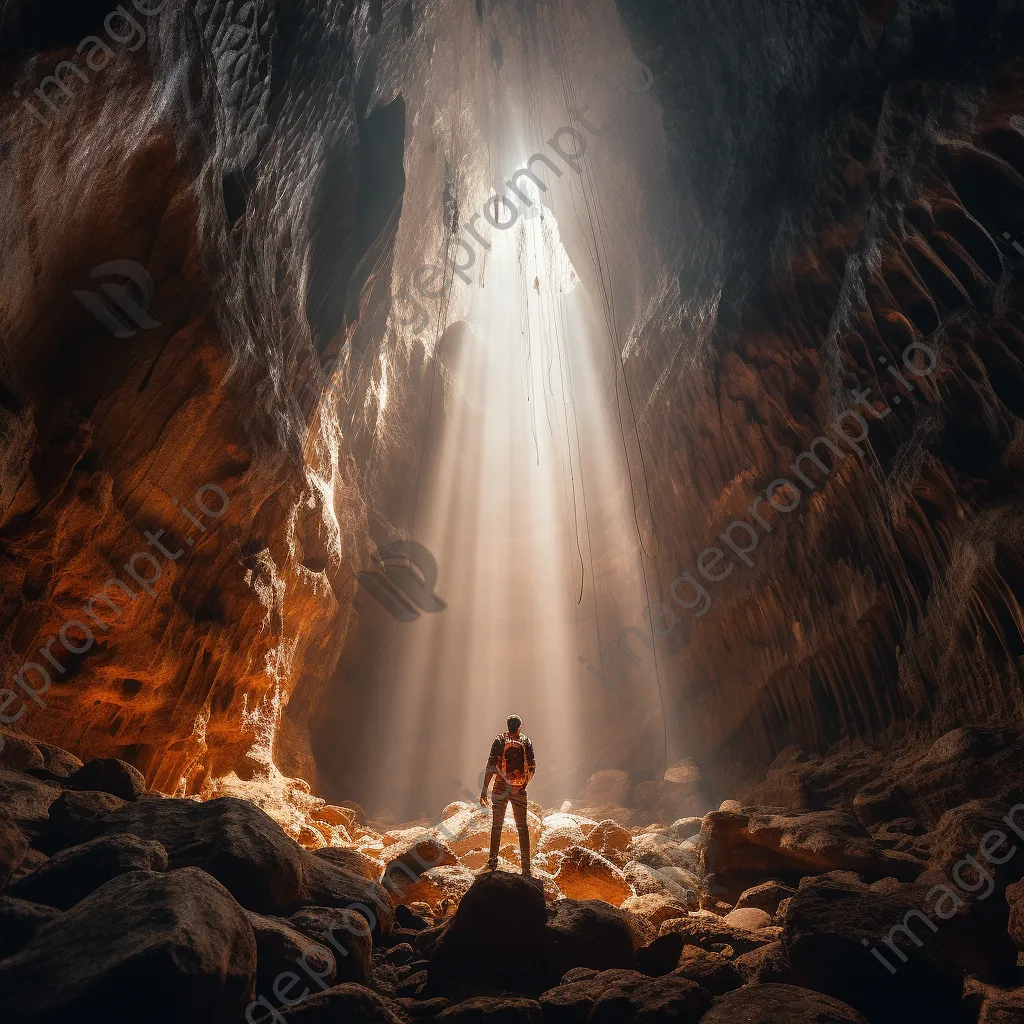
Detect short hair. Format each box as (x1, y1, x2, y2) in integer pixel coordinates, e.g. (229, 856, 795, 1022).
(507, 714, 522, 732)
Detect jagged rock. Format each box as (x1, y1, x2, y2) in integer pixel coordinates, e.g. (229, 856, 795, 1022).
(538, 968, 711, 1024)
(69, 757, 146, 801)
(0, 769, 61, 833)
(0, 868, 256, 1022)
(277, 983, 404, 1021)
(698, 809, 921, 899)
(290, 907, 372, 984)
(699, 983, 869, 1023)
(8, 832, 168, 909)
(733, 941, 795, 985)
(735, 880, 797, 916)
(724, 907, 772, 930)
(671, 944, 742, 994)
(629, 832, 697, 871)
(553, 846, 632, 905)
(0, 895, 60, 960)
(78, 795, 305, 915)
(782, 872, 969, 1023)
(434, 995, 543, 1023)
(245, 910, 337, 997)
(544, 899, 637, 979)
(37, 789, 126, 853)
(584, 770, 631, 807)
(313, 845, 381, 882)
(0, 803, 28, 883)
(395, 904, 431, 930)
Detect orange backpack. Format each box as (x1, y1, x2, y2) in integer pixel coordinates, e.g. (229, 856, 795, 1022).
(499, 732, 530, 788)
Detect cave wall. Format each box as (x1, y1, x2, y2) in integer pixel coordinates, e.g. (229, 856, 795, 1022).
(0, 0, 408, 794)
(614, 0, 1024, 785)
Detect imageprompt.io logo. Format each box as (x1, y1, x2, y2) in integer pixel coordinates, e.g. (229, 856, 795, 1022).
(73, 259, 161, 338)
(356, 540, 446, 622)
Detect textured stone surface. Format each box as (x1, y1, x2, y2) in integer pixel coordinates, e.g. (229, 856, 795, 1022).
(0, 868, 257, 1022)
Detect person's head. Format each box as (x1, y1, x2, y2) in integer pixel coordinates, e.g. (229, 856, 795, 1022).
(507, 714, 522, 734)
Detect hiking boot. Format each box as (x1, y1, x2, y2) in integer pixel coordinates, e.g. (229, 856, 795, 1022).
(479, 860, 498, 874)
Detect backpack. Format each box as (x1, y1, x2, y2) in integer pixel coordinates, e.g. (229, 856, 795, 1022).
(498, 732, 530, 788)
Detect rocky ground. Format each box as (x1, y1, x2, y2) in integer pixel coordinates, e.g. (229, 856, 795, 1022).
(2, 724, 1024, 1022)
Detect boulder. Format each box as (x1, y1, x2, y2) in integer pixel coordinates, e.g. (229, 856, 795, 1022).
(582, 819, 633, 865)
(297, 854, 394, 937)
(277, 983, 404, 1022)
(733, 941, 795, 985)
(8, 832, 168, 909)
(735, 880, 797, 917)
(290, 906, 372, 984)
(629, 832, 697, 871)
(963, 977, 1024, 1024)
(313, 845, 380, 882)
(658, 915, 776, 956)
(699, 983, 869, 1023)
(620, 893, 689, 930)
(383, 863, 475, 913)
(77, 796, 306, 915)
(782, 872, 967, 1023)
(584, 770, 631, 808)
(666, 817, 703, 842)
(697, 809, 921, 899)
(311, 805, 357, 828)
(1008, 878, 1024, 947)
(724, 907, 772, 931)
(671, 944, 742, 994)
(434, 995, 543, 1023)
(69, 757, 146, 801)
(622, 860, 699, 907)
(9, 846, 47, 883)
(380, 833, 457, 891)
(33, 739, 84, 779)
(429, 872, 549, 992)
(538, 968, 710, 1024)
(0, 728, 45, 770)
(635, 932, 686, 976)
(539, 814, 587, 855)
(245, 910, 337, 997)
(37, 789, 126, 854)
(0, 769, 61, 833)
(0, 868, 256, 1022)
(553, 846, 632, 905)
(441, 805, 542, 858)
(544, 899, 638, 979)
(0, 803, 29, 883)
(0, 895, 60, 960)
(924, 800, 1024, 893)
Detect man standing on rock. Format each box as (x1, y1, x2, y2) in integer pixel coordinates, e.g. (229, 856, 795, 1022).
(479, 714, 536, 875)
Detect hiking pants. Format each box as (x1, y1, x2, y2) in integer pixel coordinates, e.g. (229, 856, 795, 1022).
(489, 783, 530, 869)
